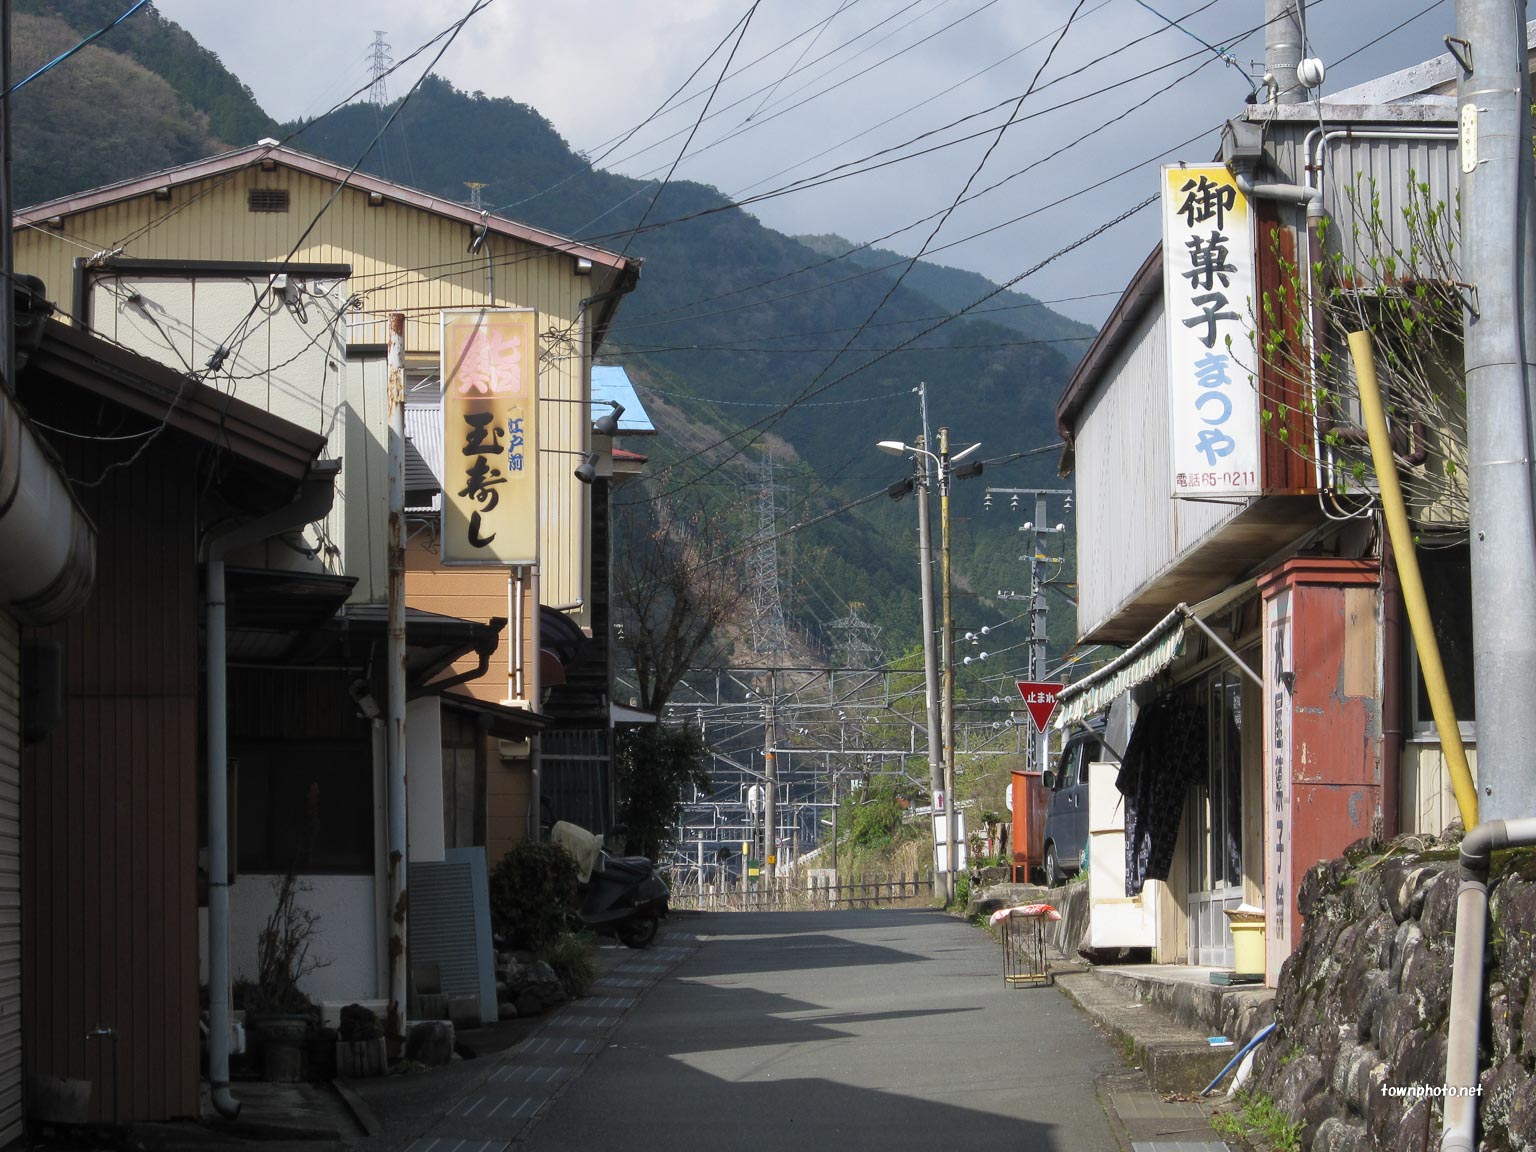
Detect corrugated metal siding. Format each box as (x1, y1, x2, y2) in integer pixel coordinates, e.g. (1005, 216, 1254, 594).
(21, 433, 200, 1124)
(1265, 127, 1459, 277)
(0, 615, 22, 1146)
(1073, 298, 1237, 637)
(14, 167, 600, 618)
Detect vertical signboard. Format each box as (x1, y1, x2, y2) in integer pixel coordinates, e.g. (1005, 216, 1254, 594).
(1162, 164, 1260, 499)
(441, 309, 538, 565)
(1263, 586, 1294, 985)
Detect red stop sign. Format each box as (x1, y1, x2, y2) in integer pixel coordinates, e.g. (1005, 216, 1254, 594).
(1016, 681, 1064, 732)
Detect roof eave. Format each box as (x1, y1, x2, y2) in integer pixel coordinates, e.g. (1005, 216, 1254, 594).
(1056, 243, 1163, 445)
(14, 143, 637, 275)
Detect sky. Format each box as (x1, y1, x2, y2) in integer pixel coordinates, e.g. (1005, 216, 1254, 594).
(148, 0, 1455, 325)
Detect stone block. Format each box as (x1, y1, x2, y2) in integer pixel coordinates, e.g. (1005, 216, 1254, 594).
(448, 997, 482, 1031)
(404, 1020, 455, 1067)
(335, 1036, 388, 1079)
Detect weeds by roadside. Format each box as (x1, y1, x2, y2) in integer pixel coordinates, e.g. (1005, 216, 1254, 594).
(1211, 1090, 1305, 1152)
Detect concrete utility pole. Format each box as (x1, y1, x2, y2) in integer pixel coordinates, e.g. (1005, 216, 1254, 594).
(1459, 0, 1536, 822)
(1263, 0, 1304, 104)
(385, 314, 409, 1052)
(909, 384, 946, 909)
(763, 669, 777, 887)
(939, 427, 959, 883)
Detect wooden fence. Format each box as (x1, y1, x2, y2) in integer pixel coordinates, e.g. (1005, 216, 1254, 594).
(670, 872, 933, 912)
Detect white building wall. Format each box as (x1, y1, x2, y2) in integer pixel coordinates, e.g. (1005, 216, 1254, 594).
(227, 874, 379, 1005)
(407, 697, 446, 863)
(1073, 295, 1243, 638)
(87, 275, 388, 602)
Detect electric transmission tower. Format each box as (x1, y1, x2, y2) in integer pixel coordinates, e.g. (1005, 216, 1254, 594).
(826, 602, 882, 667)
(464, 182, 488, 210)
(748, 450, 791, 663)
(368, 32, 393, 105)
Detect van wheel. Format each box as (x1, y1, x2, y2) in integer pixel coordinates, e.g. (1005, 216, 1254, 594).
(1042, 844, 1060, 888)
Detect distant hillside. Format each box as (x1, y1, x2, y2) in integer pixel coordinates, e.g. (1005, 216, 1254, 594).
(795, 232, 1097, 348)
(16, 0, 276, 146)
(11, 12, 1090, 661)
(9, 9, 230, 207)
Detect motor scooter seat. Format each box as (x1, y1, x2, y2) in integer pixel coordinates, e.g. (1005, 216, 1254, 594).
(603, 855, 654, 878)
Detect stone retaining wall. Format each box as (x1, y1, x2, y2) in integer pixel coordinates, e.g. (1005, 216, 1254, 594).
(1252, 829, 1536, 1152)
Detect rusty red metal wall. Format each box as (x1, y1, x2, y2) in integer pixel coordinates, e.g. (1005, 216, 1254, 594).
(1255, 200, 1317, 494)
(1258, 557, 1382, 984)
(1010, 771, 1047, 881)
(21, 434, 201, 1124)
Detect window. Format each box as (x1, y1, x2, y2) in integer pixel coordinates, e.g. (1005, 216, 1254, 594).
(1411, 540, 1475, 733)
(236, 743, 374, 873)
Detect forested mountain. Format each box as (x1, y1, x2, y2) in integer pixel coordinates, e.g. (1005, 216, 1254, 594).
(12, 3, 1090, 664)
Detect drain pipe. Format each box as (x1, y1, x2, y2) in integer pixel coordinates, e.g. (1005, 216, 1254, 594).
(203, 461, 338, 1119)
(1443, 818, 1536, 1152)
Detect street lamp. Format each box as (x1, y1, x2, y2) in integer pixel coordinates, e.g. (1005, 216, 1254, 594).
(878, 428, 981, 902)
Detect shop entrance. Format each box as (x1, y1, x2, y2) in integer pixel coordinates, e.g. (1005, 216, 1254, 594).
(1187, 668, 1244, 967)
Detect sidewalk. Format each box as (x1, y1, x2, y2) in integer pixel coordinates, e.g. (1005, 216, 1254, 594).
(351, 928, 700, 1152)
(1031, 926, 1241, 1152)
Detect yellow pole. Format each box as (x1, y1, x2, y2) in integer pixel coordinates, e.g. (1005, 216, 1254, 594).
(1348, 330, 1479, 829)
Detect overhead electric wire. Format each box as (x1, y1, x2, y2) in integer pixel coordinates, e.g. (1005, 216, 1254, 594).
(600, 0, 1005, 177)
(491, 0, 926, 214)
(350, 41, 1232, 322)
(618, 190, 1159, 510)
(726, 0, 1119, 201)
(737, 0, 858, 126)
(614, 1, 761, 263)
(196, 0, 497, 386)
(3, 0, 149, 97)
(103, 0, 502, 255)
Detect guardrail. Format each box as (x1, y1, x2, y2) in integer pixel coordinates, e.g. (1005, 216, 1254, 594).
(670, 872, 934, 912)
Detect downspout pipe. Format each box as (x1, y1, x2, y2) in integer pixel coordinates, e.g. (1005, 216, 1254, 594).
(203, 461, 339, 1120)
(1442, 818, 1536, 1152)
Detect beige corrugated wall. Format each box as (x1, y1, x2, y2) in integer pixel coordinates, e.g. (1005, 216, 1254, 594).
(15, 165, 613, 618)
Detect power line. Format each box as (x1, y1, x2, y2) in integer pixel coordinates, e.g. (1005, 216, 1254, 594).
(3, 0, 149, 97)
(614, 1, 762, 262)
(620, 192, 1158, 509)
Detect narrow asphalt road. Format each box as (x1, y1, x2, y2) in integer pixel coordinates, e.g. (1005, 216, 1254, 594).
(516, 908, 1125, 1151)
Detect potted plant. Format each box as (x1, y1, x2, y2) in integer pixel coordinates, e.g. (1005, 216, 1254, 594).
(243, 784, 328, 1080)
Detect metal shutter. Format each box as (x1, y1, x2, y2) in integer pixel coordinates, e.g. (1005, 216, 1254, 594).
(0, 615, 22, 1145)
(409, 849, 497, 1025)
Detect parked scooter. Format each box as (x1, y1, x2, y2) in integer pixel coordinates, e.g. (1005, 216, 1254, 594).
(551, 822, 669, 949)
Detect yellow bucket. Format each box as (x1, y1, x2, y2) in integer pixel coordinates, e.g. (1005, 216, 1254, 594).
(1225, 910, 1265, 975)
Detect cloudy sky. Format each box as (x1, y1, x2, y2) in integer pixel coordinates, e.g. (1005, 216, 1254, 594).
(150, 0, 1453, 324)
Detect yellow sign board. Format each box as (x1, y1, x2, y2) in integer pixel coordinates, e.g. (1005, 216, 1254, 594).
(440, 309, 538, 565)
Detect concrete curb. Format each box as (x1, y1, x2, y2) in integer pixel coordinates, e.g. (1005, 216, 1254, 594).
(1056, 971, 1237, 1095)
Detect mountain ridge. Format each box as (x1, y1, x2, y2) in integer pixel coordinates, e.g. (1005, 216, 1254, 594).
(12, 3, 1087, 663)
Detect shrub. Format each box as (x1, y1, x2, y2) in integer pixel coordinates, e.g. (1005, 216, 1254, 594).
(490, 841, 579, 952)
(539, 931, 598, 997)
(953, 871, 972, 910)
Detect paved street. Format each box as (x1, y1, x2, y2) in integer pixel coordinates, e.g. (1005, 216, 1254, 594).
(512, 909, 1123, 1152)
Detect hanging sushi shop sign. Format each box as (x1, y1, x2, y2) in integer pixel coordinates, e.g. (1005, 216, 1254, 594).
(1161, 164, 1260, 500)
(441, 308, 538, 565)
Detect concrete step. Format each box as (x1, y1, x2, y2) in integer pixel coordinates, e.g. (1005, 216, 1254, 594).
(1089, 965, 1274, 1047)
(1055, 971, 1240, 1095)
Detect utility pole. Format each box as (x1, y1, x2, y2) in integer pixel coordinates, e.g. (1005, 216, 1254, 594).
(763, 669, 777, 887)
(939, 427, 959, 885)
(1459, 0, 1536, 822)
(915, 422, 946, 900)
(987, 487, 1071, 773)
(385, 314, 409, 1054)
